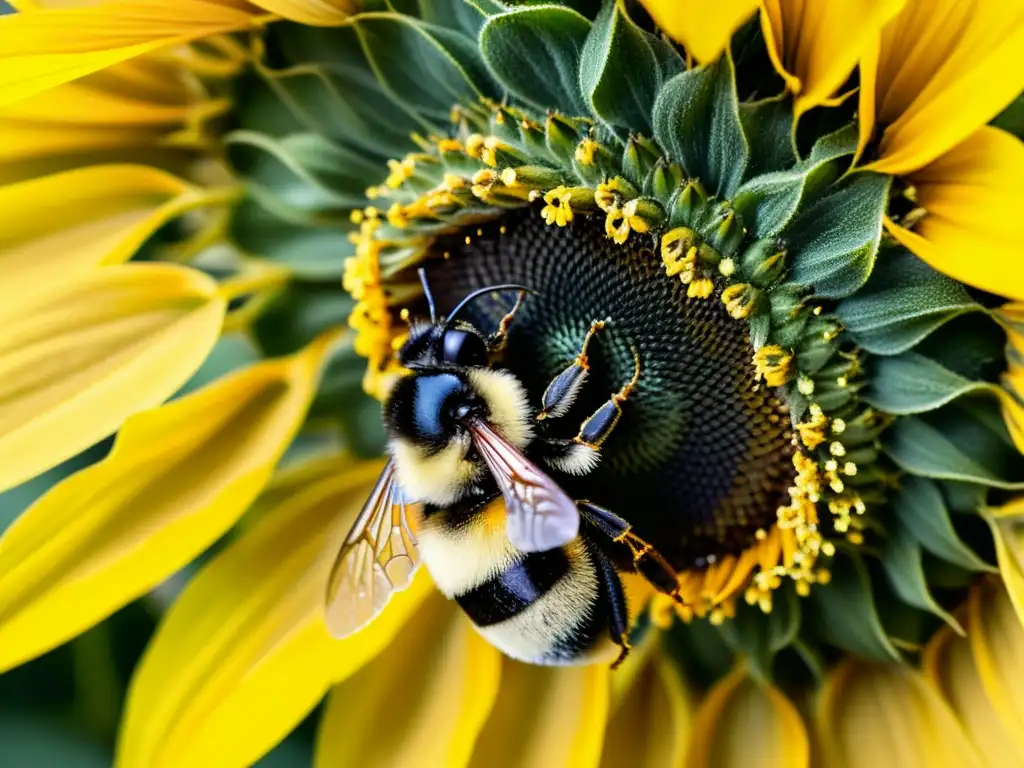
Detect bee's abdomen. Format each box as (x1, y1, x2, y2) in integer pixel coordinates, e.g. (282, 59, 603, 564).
(420, 499, 615, 665)
(459, 541, 613, 666)
(454, 548, 568, 625)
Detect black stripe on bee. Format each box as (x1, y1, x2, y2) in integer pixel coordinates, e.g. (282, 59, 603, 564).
(455, 548, 569, 627)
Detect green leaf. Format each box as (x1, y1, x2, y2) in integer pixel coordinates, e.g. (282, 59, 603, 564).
(652, 54, 749, 198)
(806, 551, 902, 662)
(880, 524, 964, 634)
(259, 65, 420, 159)
(354, 13, 498, 124)
(784, 171, 891, 298)
(716, 587, 800, 684)
(480, 5, 592, 115)
(991, 94, 1024, 141)
(0, 717, 111, 767)
(731, 126, 854, 239)
(225, 131, 380, 217)
(894, 475, 995, 572)
(233, 73, 307, 138)
(886, 402, 1024, 490)
(419, 0, 503, 38)
(739, 95, 797, 178)
(229, 197, 355, 280)
(865, 352, 1004, 415)
(252, 283, 355, 357)
(579, 2, 682, 135)
(836, 247, 981, 354)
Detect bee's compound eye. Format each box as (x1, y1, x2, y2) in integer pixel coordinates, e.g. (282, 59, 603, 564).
(442, 328, 488, 367)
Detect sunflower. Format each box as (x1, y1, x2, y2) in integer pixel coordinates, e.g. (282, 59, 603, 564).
(1, 0, 1024, 765)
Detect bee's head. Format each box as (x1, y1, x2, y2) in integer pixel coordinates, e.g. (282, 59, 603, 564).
(397, 320, 490, 370)
(385, 370, 487, 451)
(384, 367, 534, 506)
(396, 268, 531, 370)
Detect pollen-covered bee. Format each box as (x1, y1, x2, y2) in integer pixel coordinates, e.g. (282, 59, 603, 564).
(325, 270, 684, 667)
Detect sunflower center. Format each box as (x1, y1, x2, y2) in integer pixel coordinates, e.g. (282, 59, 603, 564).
(426, 208, 796, 569)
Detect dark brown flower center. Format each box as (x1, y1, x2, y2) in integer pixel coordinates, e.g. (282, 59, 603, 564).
(425, 209, 795, 569)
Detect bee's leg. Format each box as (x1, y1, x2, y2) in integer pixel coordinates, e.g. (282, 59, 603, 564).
(536, 320, 607, 421)
(585, 537, 632, 669)
(487, 289, 529, 356)
(572, 345, 640, 450)
(579, 501, 684, 603)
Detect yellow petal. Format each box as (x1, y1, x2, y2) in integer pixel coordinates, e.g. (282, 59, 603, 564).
(883, 127, 1024, 302)
(0, 263, 225, 495)
(687, 665, 809, 768)
(247, 0, 352, 25)
(859, 0, 1024, 175)
(639, 0, 758, 64)
(760, 0, 905, 116)
(992, 514, 1024, 627)
(469, 660, 610, 768)
(817, 659, 983, 768)
(601, 643, 691, 768)
(963, 580, 1024, 750)
(118, 462, 434, 768)
(316, 599, 501, 768)
(0, 0, 262, 108)
(0, 330, 338, 672)
(0, 165, 204, 308)
(924, 622, 1024, 765)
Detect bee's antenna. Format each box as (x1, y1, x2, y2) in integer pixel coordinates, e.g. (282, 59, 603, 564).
(418, 267, 438, 324)
(444, 283, 534, 327)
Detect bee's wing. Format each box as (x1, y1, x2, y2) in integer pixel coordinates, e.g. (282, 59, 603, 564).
(324, 458, 422, 639)
(469, 420, 580, 553)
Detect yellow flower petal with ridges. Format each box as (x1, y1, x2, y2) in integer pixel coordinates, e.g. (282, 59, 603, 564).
(686, 665, 808, 768)
(0, 263, 225, 494)
(468, 660, 609, 768)
(0, 165, 216, 308)
(924, 621, 1024, 766)
(883, 127, 1024, 302)
(760, 0, 905, 117)
(963, 580, 1024, 750)
(858, 0, 1024, 175)
(600, 643, 691, 768)
(817, 659, 983, 768)
(315, 598, 501, 768)
(118, 463, 432, 768)
(991, 512, 1024, 626)
(0, 0, 265, 108)
(0, 329, 338, 672)
(638, 0, 758, 65)
(247, 0, 353, 25)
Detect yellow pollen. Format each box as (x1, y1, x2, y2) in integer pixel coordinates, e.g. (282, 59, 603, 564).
(541, 186, 574, 227)
(386, 202, 409, 228)
(843, 462, 857, 475)
(500, 168, 518, 186)
(718, 257, 735, 276)
(575, 138, 599, 165)
(829, 441, 846, 457)
(753, 345, 793, 387)
(687, 277, 714, 299)
(436, 138, 463, 154)
(605, 208, 630, 244)
(594, 177, 633, 212)
(797, 376, 815, 395)
(465, 133, 486, 159)
(722, 283, 754, 319)
(385, 157, 416, 189)
(831, 418, 846, 433)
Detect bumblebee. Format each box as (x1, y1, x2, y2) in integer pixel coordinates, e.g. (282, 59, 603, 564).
(325, 271, 683, 666)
